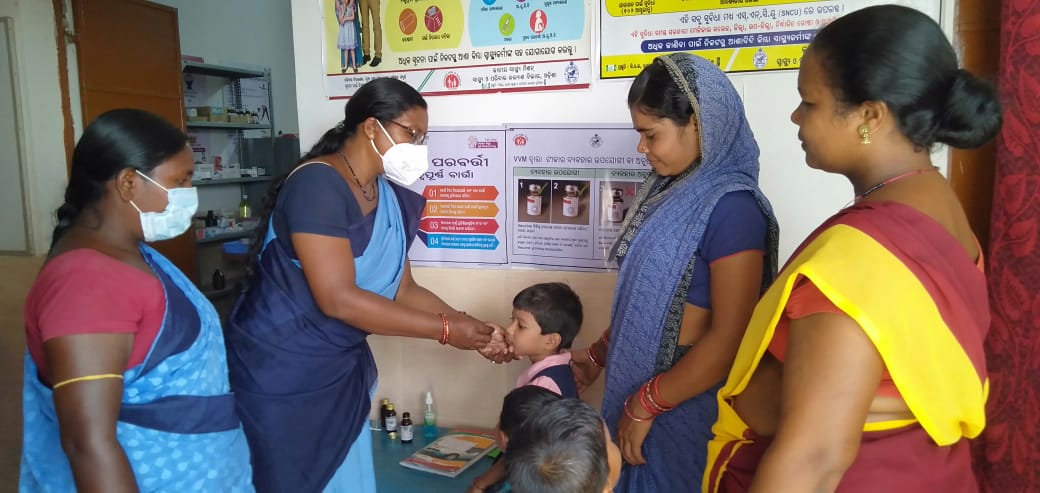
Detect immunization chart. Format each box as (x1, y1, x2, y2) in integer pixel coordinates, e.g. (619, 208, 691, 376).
(406, 128, 508, 265)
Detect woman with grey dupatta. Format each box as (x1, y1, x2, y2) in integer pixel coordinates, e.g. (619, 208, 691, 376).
(571, 53, 779, 491)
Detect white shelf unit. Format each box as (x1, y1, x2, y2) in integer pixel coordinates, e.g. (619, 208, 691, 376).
(182, 61, 275, 304)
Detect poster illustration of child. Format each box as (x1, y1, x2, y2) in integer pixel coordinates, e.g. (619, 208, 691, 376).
(335, 0, 363, 73)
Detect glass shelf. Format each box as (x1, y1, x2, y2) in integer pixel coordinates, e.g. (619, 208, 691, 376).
(192, 176, 274, 186)
(182, 61, 265, 78)
(186, 121, 271, 130)
(196, 228, 257, 245)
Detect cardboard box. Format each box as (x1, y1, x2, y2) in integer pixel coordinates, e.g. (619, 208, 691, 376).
(208, 106, 227, 123)
(194, 163, 215, 180)
(229, 110, 250, 124)
(220, 163, 241, 179)
(186, 106, 209, 122)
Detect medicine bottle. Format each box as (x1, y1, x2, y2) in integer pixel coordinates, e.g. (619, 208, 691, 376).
(385, 404, 399, 434)
(379, 398, 390, 429)
(212, 269, 226, 290)
(400, 412, 414, 443)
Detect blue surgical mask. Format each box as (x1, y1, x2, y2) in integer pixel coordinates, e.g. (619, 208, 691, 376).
(130, 170, 199, 242)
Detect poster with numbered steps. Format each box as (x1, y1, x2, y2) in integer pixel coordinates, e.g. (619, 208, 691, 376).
(405, 127, 508, 265)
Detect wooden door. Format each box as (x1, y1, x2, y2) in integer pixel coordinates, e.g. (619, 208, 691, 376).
(950, 0, 1002, 253)
(72, 0, 197, 281)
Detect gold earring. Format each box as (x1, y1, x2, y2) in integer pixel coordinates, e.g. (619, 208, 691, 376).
(859, 125, 872, 145)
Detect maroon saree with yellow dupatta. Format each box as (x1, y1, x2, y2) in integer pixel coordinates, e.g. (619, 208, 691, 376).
(704, 201, 989, 493)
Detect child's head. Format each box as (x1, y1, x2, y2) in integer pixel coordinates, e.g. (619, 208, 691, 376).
(497, 385, 562, 450)
(504, 398, 622, 493)
(509, 282, 583, 358)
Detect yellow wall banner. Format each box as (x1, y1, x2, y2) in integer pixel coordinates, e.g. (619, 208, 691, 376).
(599, 0, 940, 78)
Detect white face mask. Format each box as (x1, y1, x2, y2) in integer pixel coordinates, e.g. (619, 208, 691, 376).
(370, 120, 429, 186)
(130, 170, 199, 242)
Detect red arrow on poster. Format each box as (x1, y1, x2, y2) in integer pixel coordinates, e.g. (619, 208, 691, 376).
(420, 218, 500, 234)
(423, 186, 500, 201)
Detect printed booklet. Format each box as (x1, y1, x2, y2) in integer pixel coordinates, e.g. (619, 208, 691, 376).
(399, 431, 498, 478)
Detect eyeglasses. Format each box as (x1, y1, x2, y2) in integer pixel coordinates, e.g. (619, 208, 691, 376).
(388, 120, 428, 145)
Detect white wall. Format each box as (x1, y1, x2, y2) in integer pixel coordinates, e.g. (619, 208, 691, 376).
(0, 0, 67, 256)
(291, 0, 957, 428)
(0, 18, 30, 253)
(152, 0, 299, 135)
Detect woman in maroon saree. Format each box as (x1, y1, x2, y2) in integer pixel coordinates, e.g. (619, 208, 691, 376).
(704, 6, 1002, 492)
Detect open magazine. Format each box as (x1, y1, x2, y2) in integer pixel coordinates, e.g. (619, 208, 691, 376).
(399, 431, 498, 478)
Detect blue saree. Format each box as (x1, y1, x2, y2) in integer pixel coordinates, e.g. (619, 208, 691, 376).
(20, 245, 254, 492)
(226, 171, 425, 493)
(602, 53, 780, 492)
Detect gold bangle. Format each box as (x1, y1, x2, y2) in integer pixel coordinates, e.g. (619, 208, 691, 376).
(52, 373, 123, 390)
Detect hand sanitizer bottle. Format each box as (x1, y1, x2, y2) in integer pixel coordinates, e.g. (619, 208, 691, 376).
(423, 391, 437, 440)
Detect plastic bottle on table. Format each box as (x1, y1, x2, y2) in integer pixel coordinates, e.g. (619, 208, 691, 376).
(423, 391, 437, 439)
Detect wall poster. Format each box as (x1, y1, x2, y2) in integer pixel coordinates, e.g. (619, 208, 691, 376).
(322, 0, 593, 97)
(407, 125, 649, 271)
(406, 127, 509, 266)
(505, 125, 648, 270)
(599, 0, 941, 78)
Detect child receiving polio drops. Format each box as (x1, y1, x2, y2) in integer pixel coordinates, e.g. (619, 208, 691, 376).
(504, 282, 583, 397)
(468, 282, 584, 492)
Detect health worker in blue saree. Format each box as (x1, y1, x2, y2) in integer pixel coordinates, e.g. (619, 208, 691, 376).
(570, 53, 780, 492)
(21, 109, 254, 492)
(226, 78, 498, 493)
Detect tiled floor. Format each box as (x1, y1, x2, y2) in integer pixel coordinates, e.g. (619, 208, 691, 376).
(0, 255, 43, 490)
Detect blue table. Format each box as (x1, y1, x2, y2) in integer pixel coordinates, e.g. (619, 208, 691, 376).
(371, 426, 496, 492)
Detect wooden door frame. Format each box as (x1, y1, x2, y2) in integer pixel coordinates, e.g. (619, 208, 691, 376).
(52, 0, 75, 168)
(949, 0, 1002, 252)
(60, 0, 197, 281)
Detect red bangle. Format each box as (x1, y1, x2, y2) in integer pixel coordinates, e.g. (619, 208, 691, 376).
(587, 345, 605, 368)
(642, 383, 669, 414)
(438, 313, 450, 345)
(650, 374, 677, 409)
(638, 387, 656, 415)
(624, 395, 654, 422)
(639, 385, 667, 417)
(599, 331, 610, 346)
